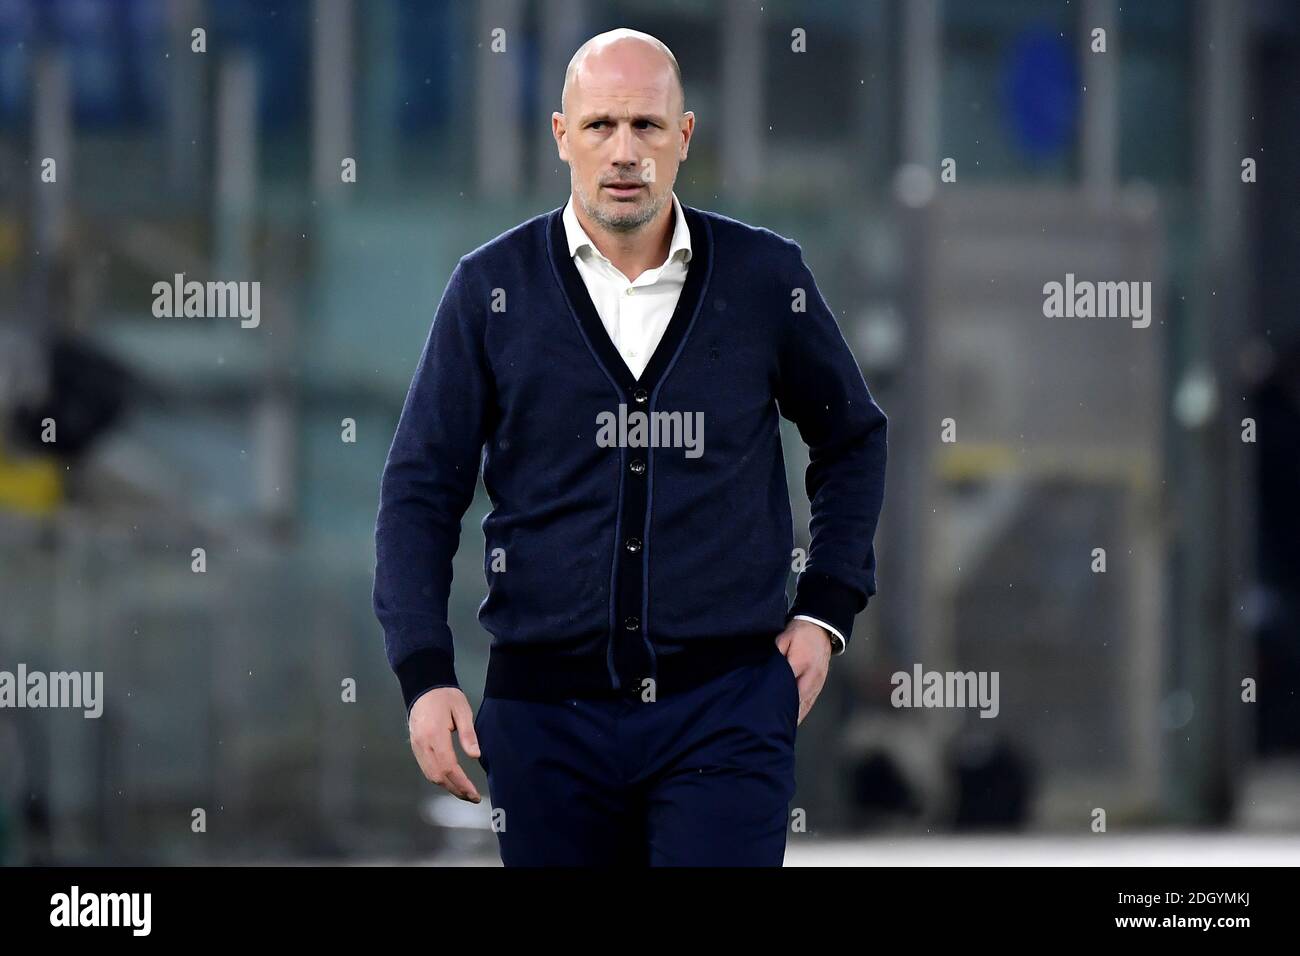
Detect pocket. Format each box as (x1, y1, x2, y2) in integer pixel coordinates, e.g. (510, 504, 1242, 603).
(774, 650, 800, 719)
(472, 696, 492, 772)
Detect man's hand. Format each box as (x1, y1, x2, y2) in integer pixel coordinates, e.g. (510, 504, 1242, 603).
(775, 618, 834, 726)
(408, 687, 483, 802)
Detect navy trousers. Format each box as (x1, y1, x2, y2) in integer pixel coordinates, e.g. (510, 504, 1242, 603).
(474, 640, 800, 866)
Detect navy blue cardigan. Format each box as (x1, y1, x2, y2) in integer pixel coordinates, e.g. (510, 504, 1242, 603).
(374, 202, 888, 714)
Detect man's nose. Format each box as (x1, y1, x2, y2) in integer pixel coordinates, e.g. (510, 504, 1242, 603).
(609, 123, 639, 166)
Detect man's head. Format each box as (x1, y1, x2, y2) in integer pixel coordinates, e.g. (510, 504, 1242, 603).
(553, 29, 694, 235)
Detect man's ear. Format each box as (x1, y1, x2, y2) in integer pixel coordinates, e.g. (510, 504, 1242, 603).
(552, 113, 568, 161)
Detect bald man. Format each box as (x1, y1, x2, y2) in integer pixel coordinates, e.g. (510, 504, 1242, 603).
(374, 29, 888, 866)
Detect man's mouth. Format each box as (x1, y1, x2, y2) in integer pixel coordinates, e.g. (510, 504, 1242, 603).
(603, 182, 645, 197)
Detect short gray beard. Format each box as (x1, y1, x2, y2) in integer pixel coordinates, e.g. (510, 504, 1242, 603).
(574, 178, 668, 234)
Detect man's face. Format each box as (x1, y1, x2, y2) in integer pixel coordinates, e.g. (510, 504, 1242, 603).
(553, 48, 692, 234)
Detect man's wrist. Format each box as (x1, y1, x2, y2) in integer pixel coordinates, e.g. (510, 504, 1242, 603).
(791, 614, 846, 655)
(787, 571, 860, 652)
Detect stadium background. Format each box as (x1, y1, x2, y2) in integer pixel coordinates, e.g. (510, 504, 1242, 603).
(0, 0, 1298, 864)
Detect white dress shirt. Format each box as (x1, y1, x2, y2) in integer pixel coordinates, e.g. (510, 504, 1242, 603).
(562, 190, 692, 380)
(561, 191, 847, 656)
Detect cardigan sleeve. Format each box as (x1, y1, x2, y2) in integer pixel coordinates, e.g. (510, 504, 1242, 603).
(373, 257, 496, 716)
(773, 242, 888, 650)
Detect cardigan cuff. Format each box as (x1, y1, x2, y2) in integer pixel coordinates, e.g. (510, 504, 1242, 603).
(787, 570, 863, 651)
(791, 614, 847, 655)
(395, 647, 459, 716)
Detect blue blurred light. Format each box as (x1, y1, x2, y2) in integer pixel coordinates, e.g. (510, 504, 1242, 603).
(1002, 25, 1079, 159)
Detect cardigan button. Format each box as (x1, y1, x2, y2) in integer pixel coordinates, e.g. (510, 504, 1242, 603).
(624, 615, 640, 631)
(629, 458, 646, 477)
(625, 537, 642, 554)
(632, 387, 648, 404)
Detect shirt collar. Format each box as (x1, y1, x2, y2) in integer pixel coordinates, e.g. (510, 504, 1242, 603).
(562, 190, 692, 268)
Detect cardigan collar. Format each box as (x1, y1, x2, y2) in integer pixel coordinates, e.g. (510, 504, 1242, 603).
(547, 197, 712, 396)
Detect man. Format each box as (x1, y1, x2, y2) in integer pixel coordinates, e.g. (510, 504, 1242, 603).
(373, 28, 887, 866)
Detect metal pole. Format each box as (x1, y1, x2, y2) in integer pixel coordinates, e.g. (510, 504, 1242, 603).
(32, 52, 72, 259)
(900, 0, 941, 170)
(214, 54, 258, 278)
(536, 0, 589, 197)
(1178, 0, 1248, 823)
(721, 0, 764, 202)
(166, 0, 206, 195)
(1080, 0, 1118, 198)
(313, 0, 354, 201)
(475, 0, 525, 198)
